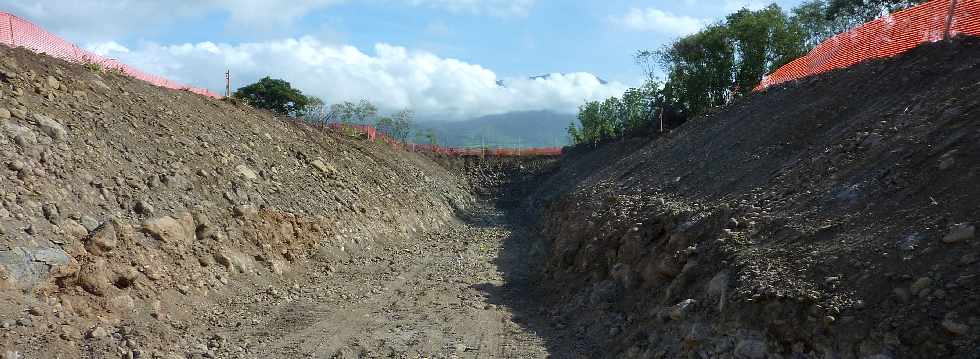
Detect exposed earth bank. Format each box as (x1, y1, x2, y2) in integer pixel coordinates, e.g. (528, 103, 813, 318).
(524, 37, 980, 358)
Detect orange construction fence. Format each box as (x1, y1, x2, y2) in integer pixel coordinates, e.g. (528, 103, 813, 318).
(0, 12, 221, 98)
(756, 0, 980, 90)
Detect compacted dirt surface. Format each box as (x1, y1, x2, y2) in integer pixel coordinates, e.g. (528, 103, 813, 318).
(2, 31, 980, 359)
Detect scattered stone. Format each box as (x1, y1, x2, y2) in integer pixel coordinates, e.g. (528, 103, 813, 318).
(80, 216, 100, 232)
(88, 326, 109, 339)
(910, 277, 931, 295)
(669, 299, 696, 321)
(142, 216, 187, 243)
(311, 158, 337, 177)
(233, 204, 257, 218)
(135, 200, 155, 216)
(45, 76, 60, 89)
(0, 108, 9, 120)
(734, 339, 767, 359)
(9, 108, 27, 120)
(78, 260, 110, 296)
(939, 157, 955, 171)
(86, 224, 118, 255)
(943, 223, 975, 243)
(235, 165, 258, 181)
(32, 113, 67, 140)
(942, 319, 969, 336)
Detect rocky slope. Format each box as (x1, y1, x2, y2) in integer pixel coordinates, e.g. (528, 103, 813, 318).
(0, 45, 474, 358)
(525, 37, 980, 358)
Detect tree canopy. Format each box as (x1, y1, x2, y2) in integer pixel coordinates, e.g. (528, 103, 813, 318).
(233, 77, 310, 116)
(568, 0, 927, 146)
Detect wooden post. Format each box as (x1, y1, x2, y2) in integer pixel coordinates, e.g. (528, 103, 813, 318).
(225, 70, 231, 97)
(944, 0, 959, 41)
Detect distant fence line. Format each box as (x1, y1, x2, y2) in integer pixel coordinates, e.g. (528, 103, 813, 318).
(326, 123, 563, 157)
(0, 12, 220, 98)
(756, 0, 980, 90)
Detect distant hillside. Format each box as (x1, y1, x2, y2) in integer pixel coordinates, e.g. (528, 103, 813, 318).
(420, 110, 573, 148)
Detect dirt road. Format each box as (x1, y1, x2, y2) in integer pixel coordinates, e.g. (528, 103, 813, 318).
(181, 200, 573, 359)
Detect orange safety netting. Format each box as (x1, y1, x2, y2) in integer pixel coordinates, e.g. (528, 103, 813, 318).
(756, 0, 980, 90)
(0, 12, 220, 98)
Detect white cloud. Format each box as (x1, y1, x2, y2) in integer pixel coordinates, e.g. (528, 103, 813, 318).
(610, 8, 707, 36)
(723, 0, 773, 12)
(405, 0, 536, 17)
(1, 0, 535, 42)
(88, 37, 626, 119)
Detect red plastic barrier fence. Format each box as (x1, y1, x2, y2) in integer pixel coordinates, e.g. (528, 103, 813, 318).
(756, 0, 980, 90)
(0, 12, 221, 98)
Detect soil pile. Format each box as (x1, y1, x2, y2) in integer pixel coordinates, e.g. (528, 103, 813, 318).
(0, 45, 474, 357)
(527, 37, 980, 358)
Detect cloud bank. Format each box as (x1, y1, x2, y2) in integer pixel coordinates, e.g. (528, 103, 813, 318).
(610, 7, 707, 36)
(89, 37, 626, 119)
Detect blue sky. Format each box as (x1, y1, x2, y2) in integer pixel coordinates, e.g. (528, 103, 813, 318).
(3, 0, 807, 119)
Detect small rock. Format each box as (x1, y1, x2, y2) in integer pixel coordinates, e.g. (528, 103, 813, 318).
(135, 200, 155, 215)
(910, 277, 931, 295)
(32, 114, 67, 140)
(233, 204, 257, 218)
(46, 76, 60, 89)
(669, 299, 696, 321)
(734, 339, 767, 359)
(938, 157, 955, 171)
(88, 326, 109, 339)
(943, 223, 975, 243)
(942, 319, 969, 336)
(27, 306, 43, 316)
(86, 224, 118, 255)
(235, 165, 258, 181)
(9, 108, 27, 120)
(0, 108, 9, 120)
(142, 216, 187, 243)
(42, 203, 61, 224)
(80, 216, 100, 232)
(78, 260, 110, 296)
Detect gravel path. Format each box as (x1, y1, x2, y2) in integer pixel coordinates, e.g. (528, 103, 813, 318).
(196, 200, 564, 358)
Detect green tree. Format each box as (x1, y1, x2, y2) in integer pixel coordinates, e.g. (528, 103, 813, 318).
(330, 100, 379, 125)
(233, 77, 310, 116)
(391, 109, 414, 143)
(826, 0, 926, 24)
(567, 121, 583, 145)
(727, 5, 806, 96)
(299, 96, 330, 124)
(376, 116, 395, 136)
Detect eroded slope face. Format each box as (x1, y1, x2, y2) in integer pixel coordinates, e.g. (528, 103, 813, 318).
(532, 38, 980, 358)
(0, 46, 472, 357)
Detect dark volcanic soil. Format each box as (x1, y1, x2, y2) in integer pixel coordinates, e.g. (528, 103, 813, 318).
(524, 37, 980, 358)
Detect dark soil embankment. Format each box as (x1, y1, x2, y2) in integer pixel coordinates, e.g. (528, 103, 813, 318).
(524, 37, 980, 358)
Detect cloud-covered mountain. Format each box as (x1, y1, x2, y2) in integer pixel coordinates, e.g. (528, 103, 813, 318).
(418, 110, 573, 148)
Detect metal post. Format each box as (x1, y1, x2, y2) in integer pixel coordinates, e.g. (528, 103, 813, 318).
(944, 0, 959, 41)
(8, 15, 15, 46)
(225, 70, 231, 97)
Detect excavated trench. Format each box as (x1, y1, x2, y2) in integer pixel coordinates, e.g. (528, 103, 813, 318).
(3, 34, 980, 359)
